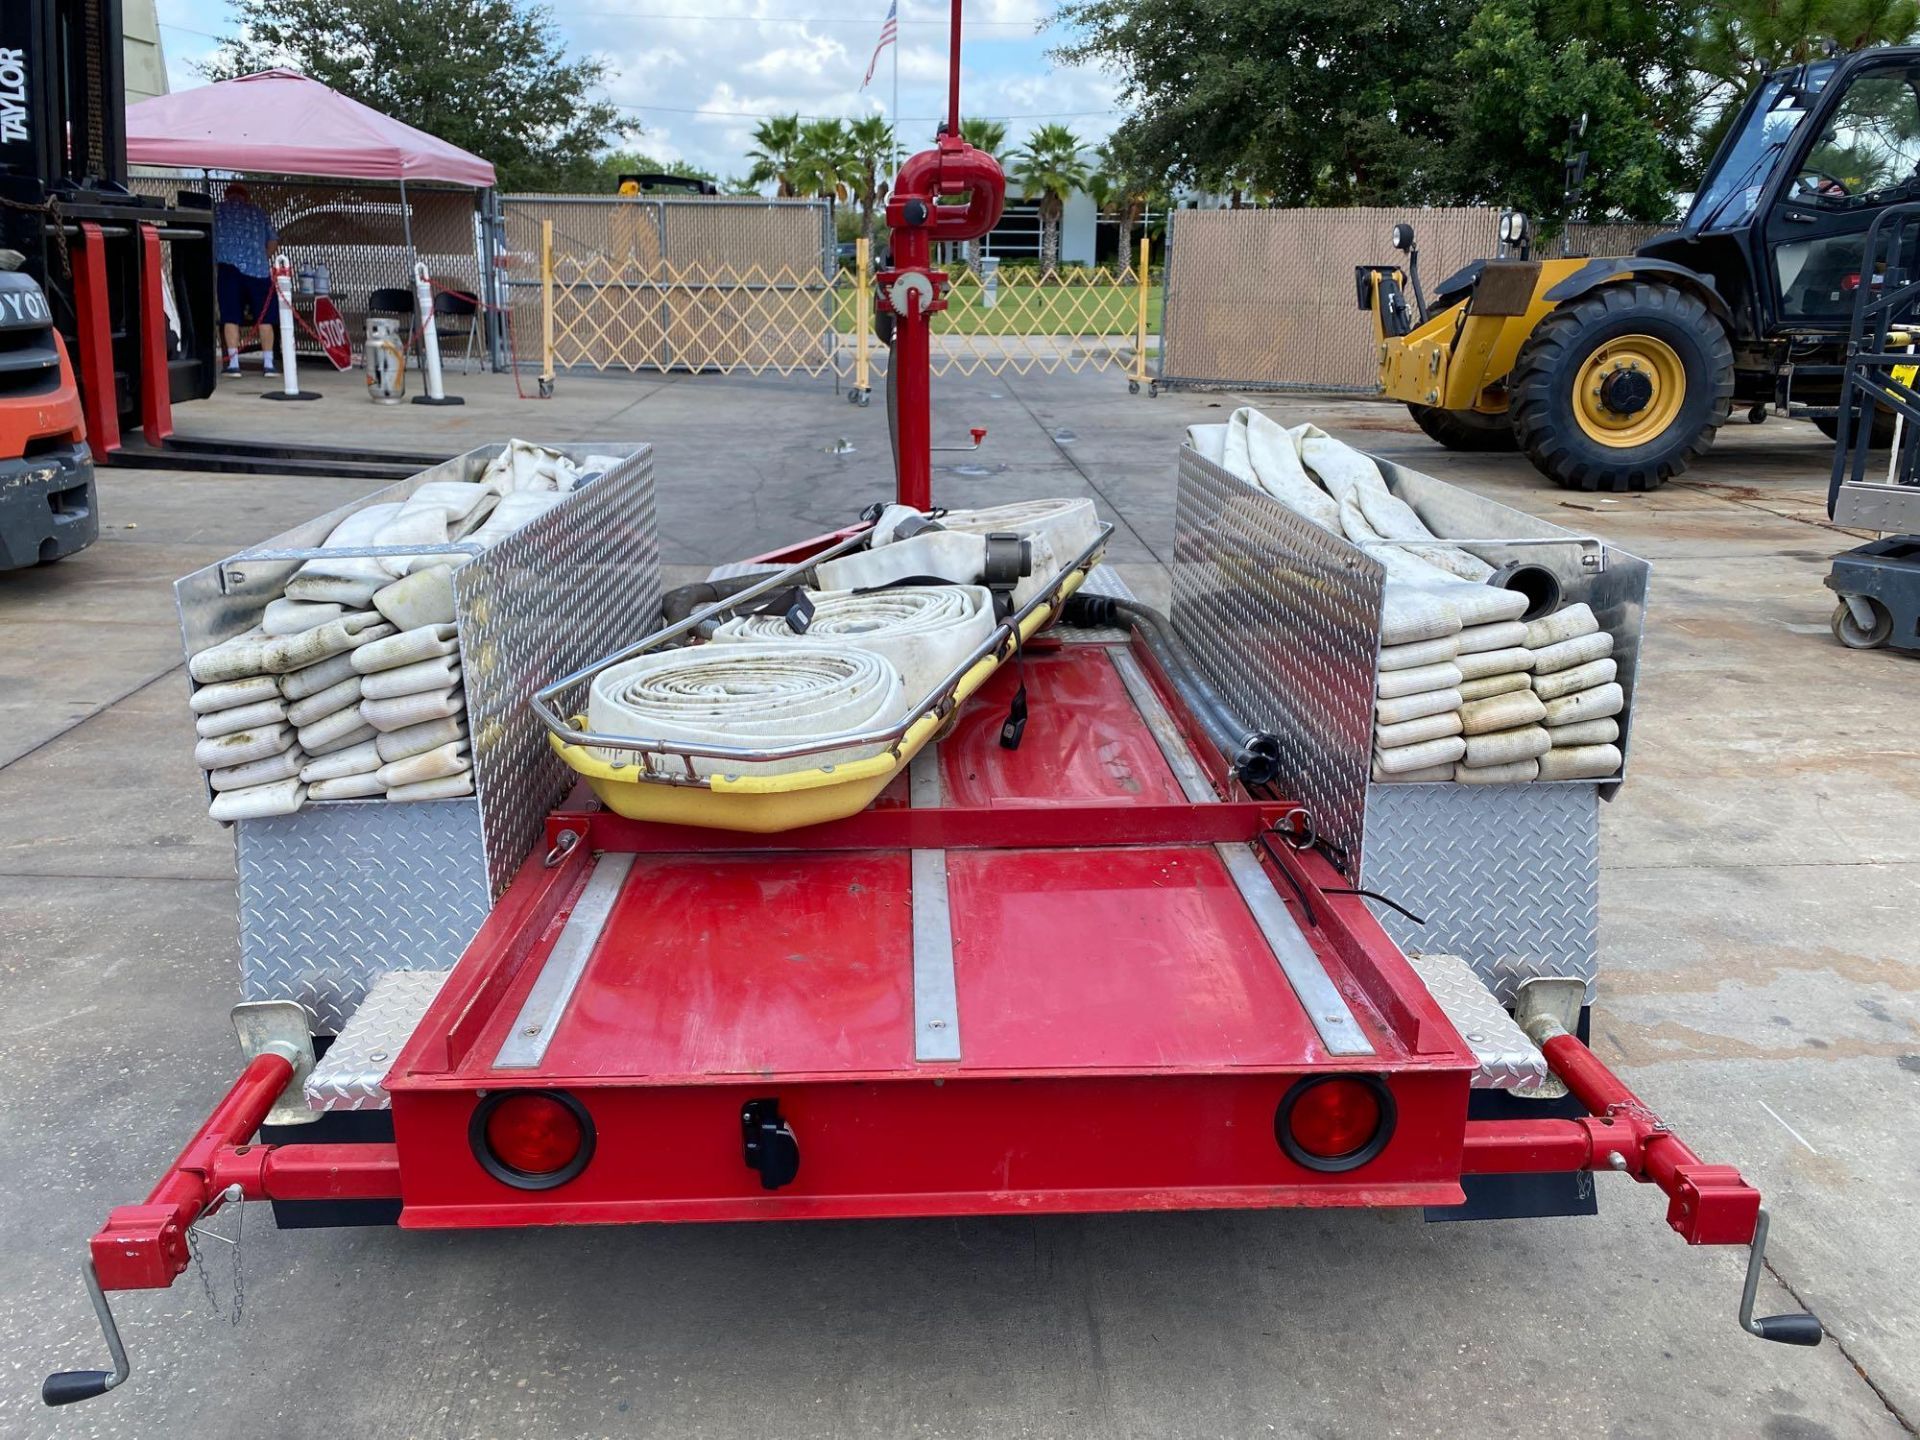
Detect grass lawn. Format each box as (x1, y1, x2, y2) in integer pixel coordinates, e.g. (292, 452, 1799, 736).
(831, 282, 1163, 337)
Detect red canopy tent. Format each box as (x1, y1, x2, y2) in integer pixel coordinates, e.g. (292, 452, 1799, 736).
(125, 70, 495, 188)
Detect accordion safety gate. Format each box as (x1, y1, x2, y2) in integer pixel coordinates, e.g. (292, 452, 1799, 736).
(42, 0, 1823, 1407)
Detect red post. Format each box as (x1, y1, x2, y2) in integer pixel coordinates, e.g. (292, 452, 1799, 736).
(68, 223, 121, 461)
(876, 0, 1006, 512)
(137, 223, 174, 446)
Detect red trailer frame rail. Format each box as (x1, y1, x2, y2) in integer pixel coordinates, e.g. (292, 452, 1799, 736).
(44, 638, 1819, 1404)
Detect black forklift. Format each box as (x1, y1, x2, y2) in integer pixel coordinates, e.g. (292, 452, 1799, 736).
(1370, 44, 1920, 490)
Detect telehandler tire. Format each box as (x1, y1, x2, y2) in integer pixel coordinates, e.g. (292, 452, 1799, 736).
(1407, 403, 1518, 452)
(1509, 281, 1734, 491)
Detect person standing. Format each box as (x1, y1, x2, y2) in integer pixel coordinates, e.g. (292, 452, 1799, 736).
(214, 182, 279, 375)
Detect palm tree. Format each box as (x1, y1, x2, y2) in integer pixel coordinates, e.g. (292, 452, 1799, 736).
(1094, 140, 1160, 265)
(954, 116, 1008, 158)
(794, 118, 857, 202)
(1010, 124, 1090, 274)
(746, 114, 803, 197)
(951, 118, 1009, 265)
(846, 115, 896, 251)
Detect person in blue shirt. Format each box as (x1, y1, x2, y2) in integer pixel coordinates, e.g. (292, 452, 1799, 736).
(214, 182, 279, 375)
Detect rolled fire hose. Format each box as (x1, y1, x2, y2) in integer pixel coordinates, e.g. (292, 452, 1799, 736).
(712, 586, 995, 704)
(1060, 593, 1283, 788)
(938, 498, 1102, 564)
(361, 654, 461, 701)
(587, 643, 908, 778)
(191, 675, 281, 714)
(195, 697, 287, 738)
(377, 715, 466, 763)
(285, 677, 362, 729)
(309, 722, 378, 756)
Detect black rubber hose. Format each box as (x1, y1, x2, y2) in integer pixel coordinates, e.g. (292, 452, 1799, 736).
(1062, 593, 1283, 787)
(661, 572, 800, 628)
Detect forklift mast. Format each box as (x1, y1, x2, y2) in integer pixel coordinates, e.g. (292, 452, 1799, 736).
(0, 0, 217, 446)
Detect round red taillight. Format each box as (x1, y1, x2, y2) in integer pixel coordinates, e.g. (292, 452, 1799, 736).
(1276, 1075, 1394, 1172)
(471, 1090, 594, 1189)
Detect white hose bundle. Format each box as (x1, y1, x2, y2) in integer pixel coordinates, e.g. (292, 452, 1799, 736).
(937, 498, 1102, 565)
(588, 643, 908, 778)
(712, 586, 995, 704)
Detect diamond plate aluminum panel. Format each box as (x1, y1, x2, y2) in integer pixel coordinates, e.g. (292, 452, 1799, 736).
(456, 449, 661, 895)
(1403, 952, 1556, 1096)
(184, 446, 659, 1030)
(1361, 782, 1598, 1004)
(236, 802, 489, 1032)
(1171, 446, 1383, 870)
(305, 969, 452, 1109)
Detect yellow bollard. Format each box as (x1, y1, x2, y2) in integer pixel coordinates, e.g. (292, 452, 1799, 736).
(539, 219, 556, 398)
(854, 236, 873, 404)
(1131, 234, 1153, 395)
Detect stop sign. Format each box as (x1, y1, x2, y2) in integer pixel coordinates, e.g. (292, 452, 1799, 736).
(313, 294, 352, 371)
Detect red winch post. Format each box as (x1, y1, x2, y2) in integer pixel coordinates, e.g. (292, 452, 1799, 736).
(879, 0, 1005, 510)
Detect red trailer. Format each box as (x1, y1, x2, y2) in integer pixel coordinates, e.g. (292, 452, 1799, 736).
(41, 4, 1821, 1404)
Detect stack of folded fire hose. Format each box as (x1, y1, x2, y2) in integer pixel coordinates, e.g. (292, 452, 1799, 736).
(584, 500, 1097, 775)
(1189, 408, 1623, 785)
(186, 441, 614, 820)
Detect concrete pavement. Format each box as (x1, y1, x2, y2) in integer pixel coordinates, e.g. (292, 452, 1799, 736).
(0, 364, 1913, 1438)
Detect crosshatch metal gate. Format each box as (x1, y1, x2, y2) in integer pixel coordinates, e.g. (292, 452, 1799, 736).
(500, 195, 838, 375)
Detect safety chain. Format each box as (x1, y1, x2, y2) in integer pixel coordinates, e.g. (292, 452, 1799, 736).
(185, 1184, 247, 1327)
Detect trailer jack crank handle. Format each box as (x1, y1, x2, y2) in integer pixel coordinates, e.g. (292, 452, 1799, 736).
(1485, 985, 1823, 1347)
(41, 1261, 131, 1406)
(1740, 1210, 1824, 1345)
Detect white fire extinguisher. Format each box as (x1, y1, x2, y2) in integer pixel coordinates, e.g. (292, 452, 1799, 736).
(365, 316, 407, 404)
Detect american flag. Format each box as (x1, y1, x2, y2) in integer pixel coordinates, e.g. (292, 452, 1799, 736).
(861, 0, 897, 88)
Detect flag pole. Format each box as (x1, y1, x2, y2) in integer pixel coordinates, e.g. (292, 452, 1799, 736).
(891, 28, 900, 190)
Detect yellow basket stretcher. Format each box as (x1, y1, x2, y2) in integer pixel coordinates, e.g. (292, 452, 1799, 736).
(532, 523, 1113, 832)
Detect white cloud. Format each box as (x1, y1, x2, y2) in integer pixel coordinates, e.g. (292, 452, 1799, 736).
(156, 0, 1122, 183)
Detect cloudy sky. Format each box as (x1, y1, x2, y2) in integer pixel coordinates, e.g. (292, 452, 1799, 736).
(153, 0, 1125, 182)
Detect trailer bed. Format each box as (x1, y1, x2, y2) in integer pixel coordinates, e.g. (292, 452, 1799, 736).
(380, 639, 1476, 1226)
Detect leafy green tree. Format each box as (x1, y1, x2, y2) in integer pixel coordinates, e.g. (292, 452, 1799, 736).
(1694, 0, 1920, 159)
(1424, 0, 1681, 223)
(1055, 0, 1471, 206)
(746, 114, 805, 197)
(1010, 123, 1090, 271)
(592, 148, 717, 190)
(794, 118, 857, 200)
(204, 0, 618, 192)
(846, 115, 897, 249)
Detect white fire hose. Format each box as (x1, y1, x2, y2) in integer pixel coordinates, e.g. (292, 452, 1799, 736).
(588, 644, 908, 778)
(713, 585, 995, 703)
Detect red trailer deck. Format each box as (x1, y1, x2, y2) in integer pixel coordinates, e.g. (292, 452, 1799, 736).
(383, 641, 1473, 1227)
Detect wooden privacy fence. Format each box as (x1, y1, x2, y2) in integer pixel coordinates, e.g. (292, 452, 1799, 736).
(1157, 208, 1666, 394)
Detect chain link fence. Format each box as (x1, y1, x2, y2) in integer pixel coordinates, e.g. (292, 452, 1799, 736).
(1157, 207, 1665, 394)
